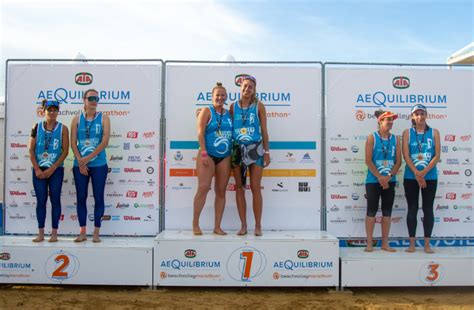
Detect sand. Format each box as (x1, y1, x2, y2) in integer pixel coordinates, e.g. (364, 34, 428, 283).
(1, 285, 473, 309)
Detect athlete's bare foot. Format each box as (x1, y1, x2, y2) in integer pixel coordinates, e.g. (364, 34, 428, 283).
(254, 228, 262, 237)
(237, 227, 247, 236)
(364, 246, 373, 252)
(74, 234, 87, 242)
(48, 235, 58, 243)
(424, 246, 435, 254)
(405, 246, 416, 253)
(92, 235, 101, 243)
(193, 227, 203, 236)
(213, 228, 227, 235)
(32, 236, 44, 243)
(381, 246, 396, 252)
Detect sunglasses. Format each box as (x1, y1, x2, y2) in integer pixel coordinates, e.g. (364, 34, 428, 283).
(243, 75, 257, 84)
(44, 100, 60, 108)
(87, 96, 100, 102)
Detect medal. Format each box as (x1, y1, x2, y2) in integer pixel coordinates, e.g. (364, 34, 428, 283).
(85, 139, 91, 146)
(240, 128, 247, 134)
(42, 152, 49, 159)
(383, 160, 388, 167)
(418, 153, 423, 160)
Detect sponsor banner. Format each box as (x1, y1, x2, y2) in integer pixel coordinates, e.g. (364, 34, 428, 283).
(0, 239, 152, 285)
(165, 64, 322, 230)
(326, 67, 473, 238)
(4, 62, 161, 235)
(341, 248, 473, 286)
(340, 238, 474, 247)
(154, 231, 338, 286)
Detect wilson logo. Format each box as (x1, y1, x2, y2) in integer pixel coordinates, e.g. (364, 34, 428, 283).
(184, 249, 196, 258)
(75, 72, 93, 85)
(392, 76, 410, 89)
(297, 250, 309, 259)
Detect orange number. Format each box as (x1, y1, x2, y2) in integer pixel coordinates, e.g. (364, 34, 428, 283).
(426, 263, 439, 282)
(52, 254, 70, 278)
(240, 251, 254, 281)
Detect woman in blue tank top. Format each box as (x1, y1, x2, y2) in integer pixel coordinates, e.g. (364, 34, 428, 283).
(193, 82, 233, 235)
(230, 75, 270, 236)
(71, 89, 110, 243)
(364, 110, 401, 252)
(402, 104, 440, 253)
(28, 99, 69, 242)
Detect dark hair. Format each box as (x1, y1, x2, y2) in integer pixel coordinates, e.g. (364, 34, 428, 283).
(411, 118, 430, 130)
(212, 82, 226, 95)
(241, 77, 257, 104)
(83, 88, 98, 99)
(41, 99, 48, 110)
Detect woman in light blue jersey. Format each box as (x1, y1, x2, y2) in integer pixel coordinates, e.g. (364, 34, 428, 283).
(402, 104, 440, 253)
(28, 99, 69, 242)
(230, 75, 270, 236)
(71, 89, 110, 243)
(193, 83, 233, 235)
(364, 110, 401, 252)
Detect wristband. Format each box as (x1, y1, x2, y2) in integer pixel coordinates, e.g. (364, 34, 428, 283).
(264, 150, 270, 154)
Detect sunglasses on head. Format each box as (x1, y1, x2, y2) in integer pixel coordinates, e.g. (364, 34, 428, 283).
(87, 96, 100, 102)
(243, 75, 257, 84)
(44, 100, 60, 109)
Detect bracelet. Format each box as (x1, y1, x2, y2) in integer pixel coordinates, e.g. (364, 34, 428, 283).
(201, 150, 208, 158)
(264, 150, 270, 154)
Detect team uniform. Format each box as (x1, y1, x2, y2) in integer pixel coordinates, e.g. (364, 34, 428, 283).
(73, 112, 108, 228)
(32, 121, 65, 229)
(404, 127, 438, 238)
(365, 132, 398, 217)
(205, 106, 233, 165)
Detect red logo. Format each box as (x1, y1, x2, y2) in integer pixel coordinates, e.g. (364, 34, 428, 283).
(462, 193, 472, 200)
(444, 135, 456, 142)
(127, 131, 139, 138)
(392, 76, 410, 89)
(10, 143, 27, 148)
(10, 190, 26, 196)
(143, 131, 155, 138)
(331, 194, 347, 199)
(234, 74, 254, 86)
(160, 272, 167, 279)
(273, 272, 280, 280)
(75, 72, 93, 85)
(70, 215, 78, 221)
(297, 250, 309, 258)
(124, 215, 140, 221)
(124, 168, 141, 173)
(460, 135, 471, 142)
(184, 249, 196, 258)
(443, 170, 459, 175)
(126, 190, 138, 198)
(355, 110, 366, 121)
(0, 253, 11, 260)
(142, 191, 154, 198)
(445, 193, 456, 200)
(331, 146, 347, 152)
(443, 217, 460, 222)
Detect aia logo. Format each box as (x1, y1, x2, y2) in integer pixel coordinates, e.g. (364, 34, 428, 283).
(445, 192, 456, 200)
(355, 110, 366, 121)
(0, 253, 11, 260)
(297, 250, 309, 259)
(392, 76, 410, 89)
(234, 74, 253, 86)
(127, 131, 139, 139)
(75, 72, 93, 85)
(126, 190, 138, 198)
(184, 249, 196, 258)
(444, 134, 456, 142)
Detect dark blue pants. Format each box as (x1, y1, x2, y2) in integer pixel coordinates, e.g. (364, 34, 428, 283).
(73, 165, 108, 228)
(404, 179, 437, 238)
(32, 167, 64, 229)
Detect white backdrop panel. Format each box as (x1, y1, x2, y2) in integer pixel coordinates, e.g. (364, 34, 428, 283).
(166, 63, 321, 230)
(5, 62, 161, 235)
(326, 67, 473, 238)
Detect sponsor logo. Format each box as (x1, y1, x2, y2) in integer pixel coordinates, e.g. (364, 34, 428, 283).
(127, 131, 139, 138)
(142, 191, 154, 198)
(234, 74, 254, 86)
(353, 182, 365, 187)
(445, 193, 456, 200)
(272, 182, 288, 192)
(462, 193, 472, 200)
(106, 191, 123, 198)
(126, 190, 138, 198)
(109, 155, 123, 162)
(466, 181, 473, 189)
(443, 170, 459, 175)
(134, 203, 154, 209)
(330, 146, 347, 152)
(116, 203, 130, 209)
(442, 146, 449, 153)
(174, 151, 183, 162)
(0, 253, 11, 260)
(392, 76, 410, 89)
(330, 157, 339, 164)
(444, 134, 455, 142)
(184, 249, 196, 258)
(452, 146, 472, 152)
(10, 143, 27, 148)
(446, 159, 459, 165)
(144, 155, 154, 162)
(460, 135, 471, 142)
(465, 169, 472, 177)
(110, 131, 122, 138)
(10, 153, 19, 160)
(453, 205, 472, 210)
(297, 250, 309, 259)
(436, 205, 449, 210)
(108, 167, 120, 173)
(352, 217, 365, 223)
(351, 145, 359, 153)
(135, 144, 155, 149)
(330, 134, 349, 141)
(443, 217, 460, 222)
(124, 168, 141, 173)
(331, 194, 347, 200)
(355, 110, 366, 121)
(463, 158, 471, 165)
(128, 155, 141, 162)
(330, 170, 347, 176)
(143, 131, 155, 138)
(123, 143, 130, 150)
(351, 193, 360, 200)
(124, 215, 141, 221)
(75, 72, 93, 85)
(147, 167, 155, 174)
(172, 183, 192, 190)
(10, 190, 27, 196)
(330, 205, 339, 212)
(300, 152, 314, 163)
(330, 217, 347, 223)
(298, 182, 311, 192)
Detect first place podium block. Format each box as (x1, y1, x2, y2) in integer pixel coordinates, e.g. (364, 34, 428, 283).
(154, 230, 339, 287)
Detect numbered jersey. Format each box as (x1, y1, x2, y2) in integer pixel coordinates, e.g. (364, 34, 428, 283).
(232, 101, 262, 145)
(205, 106, 233, 158)
(35, 122, 63, 168)
(366, 132, 397, 184)
(404, 127, 437, 180)
(74, 112, 107, 167)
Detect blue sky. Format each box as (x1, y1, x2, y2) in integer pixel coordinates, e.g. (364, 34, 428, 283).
(1, 0, 473, 97)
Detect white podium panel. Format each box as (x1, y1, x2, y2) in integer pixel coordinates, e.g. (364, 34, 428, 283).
(341, 247, 474, 287)
(154, 230, 339, 287)
(0, 237, 153, 285)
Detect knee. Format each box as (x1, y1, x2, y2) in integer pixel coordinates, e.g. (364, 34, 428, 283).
(197, 185, 210, 196)
(250, 183, 261, 194)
